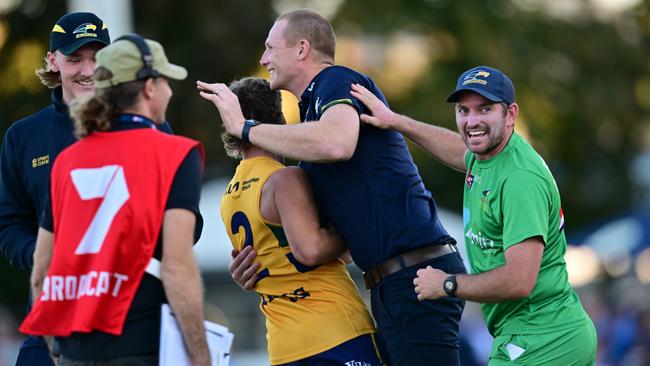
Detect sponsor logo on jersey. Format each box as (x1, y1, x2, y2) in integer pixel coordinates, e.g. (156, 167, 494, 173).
(225, 181, 239, 195)
(465, 227, 495, 249)
(345, 361, 373, 366)
(225, 177, 259, 195)
(260, 286, 310, 306)
(466, 172, 474, 189)
(480, 189, 491, 211)
(32, 155, 49, 168)
(242, 177, 259, 191)
(463, 70, 490, 85)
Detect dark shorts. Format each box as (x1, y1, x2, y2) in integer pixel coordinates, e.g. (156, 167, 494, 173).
(371, 252, 466, 366)
(58, 354, 158, 366)
(15, 335, 55, 366)
(280, 333, 387, 366)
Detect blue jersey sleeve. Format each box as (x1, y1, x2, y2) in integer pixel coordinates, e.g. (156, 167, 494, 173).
(0, 127, 38, 270)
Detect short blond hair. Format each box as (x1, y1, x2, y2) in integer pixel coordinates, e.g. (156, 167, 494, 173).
(277, 9, 335, 62)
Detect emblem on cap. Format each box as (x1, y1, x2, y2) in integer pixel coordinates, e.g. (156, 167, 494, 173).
(73, 23, 98, 39)
(463, 70, 490, 86)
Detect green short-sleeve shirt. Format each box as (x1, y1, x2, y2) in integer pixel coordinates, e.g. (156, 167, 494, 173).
(463, 133, 591, 337)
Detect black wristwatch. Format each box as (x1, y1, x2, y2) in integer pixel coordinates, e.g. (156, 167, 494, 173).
(443, 275, 457, 297)
(242, 119, 261, 144)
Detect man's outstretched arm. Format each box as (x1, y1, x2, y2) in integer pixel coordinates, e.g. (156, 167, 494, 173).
(197, 81, 359, 162)
(351, 83, 467, 172)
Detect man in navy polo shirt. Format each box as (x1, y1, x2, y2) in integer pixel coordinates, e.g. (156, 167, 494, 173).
(198, 9, 466, 366)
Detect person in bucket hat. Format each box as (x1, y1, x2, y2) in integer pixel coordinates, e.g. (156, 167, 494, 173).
(351, 65, 598, 365)
(20, 35, 210, 366)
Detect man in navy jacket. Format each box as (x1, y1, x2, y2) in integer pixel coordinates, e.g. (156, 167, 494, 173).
(0, 13, 178, 365)
(0, 13, 112, 365)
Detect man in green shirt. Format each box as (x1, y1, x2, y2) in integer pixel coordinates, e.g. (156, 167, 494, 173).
(351, 66, 596, 365)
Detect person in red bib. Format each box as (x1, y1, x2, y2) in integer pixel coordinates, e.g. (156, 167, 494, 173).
(19, 34, 210, 366)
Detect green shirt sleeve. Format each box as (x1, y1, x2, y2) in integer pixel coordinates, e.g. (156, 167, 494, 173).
(501, 170, 551, 250)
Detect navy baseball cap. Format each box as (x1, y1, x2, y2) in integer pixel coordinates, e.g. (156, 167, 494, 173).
(50, 12, 110, 55)
(447, 66, 515, 104)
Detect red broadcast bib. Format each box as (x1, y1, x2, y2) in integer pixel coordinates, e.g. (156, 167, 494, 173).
(20, 128, 203, 336)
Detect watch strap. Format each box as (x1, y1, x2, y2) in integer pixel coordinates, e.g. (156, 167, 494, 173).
(444, 274, 457, 297)
(242, 119, 260, 145)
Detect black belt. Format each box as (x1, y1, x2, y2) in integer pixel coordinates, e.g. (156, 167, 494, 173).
(363, 243, 457, 289)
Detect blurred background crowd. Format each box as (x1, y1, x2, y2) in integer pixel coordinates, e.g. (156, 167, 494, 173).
(0, 0, 648, 365)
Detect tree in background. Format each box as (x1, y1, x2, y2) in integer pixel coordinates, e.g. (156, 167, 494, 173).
(334, 0, 650, 229)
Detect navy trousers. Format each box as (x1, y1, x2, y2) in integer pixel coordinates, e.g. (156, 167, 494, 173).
(15, 335, 54, 366)
(371, 252, 466, 366)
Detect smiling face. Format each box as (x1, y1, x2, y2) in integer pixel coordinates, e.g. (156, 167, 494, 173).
(259, 20, 299, 91)
(455, 92, 518, 160)
(48, 43, 104, 105)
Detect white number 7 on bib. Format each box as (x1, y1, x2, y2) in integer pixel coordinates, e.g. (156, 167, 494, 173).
(70, 165, 130, 255)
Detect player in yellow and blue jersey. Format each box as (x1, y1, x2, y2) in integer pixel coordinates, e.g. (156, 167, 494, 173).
(216, 77, 384, 366)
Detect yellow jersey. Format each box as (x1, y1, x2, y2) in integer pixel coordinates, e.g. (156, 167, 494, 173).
(220, 157, 375, 364)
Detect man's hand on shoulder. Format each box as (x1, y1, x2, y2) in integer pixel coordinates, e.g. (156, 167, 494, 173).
(350, 83, 398, 130)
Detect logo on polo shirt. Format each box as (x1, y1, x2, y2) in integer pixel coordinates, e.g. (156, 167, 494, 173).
(344, 361, 372, 366)
(465, 227, 495, 250)
(315, 97, 322, 114)
(480, 189, 491, 211)
(466, 172, 474, 189)
(463, 70, 490, 85)
(32, 155, 49, 168)
(72, 23, 98, 39)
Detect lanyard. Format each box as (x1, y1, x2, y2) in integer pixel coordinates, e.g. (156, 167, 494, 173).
(118, 114, 157, 129)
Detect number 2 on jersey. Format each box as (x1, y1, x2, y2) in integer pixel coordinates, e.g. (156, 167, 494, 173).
(231, 211, 270, 281)
(230, 211, 318, 280)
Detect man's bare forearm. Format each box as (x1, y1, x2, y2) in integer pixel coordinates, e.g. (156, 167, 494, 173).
(162, 208, 210, 365)
(456, 266, 531, 303)
(163, 262, 211, 365)
(31, 228, 54, 301)
(248, 122, 338, 161)
(391, 114, 467, 172)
